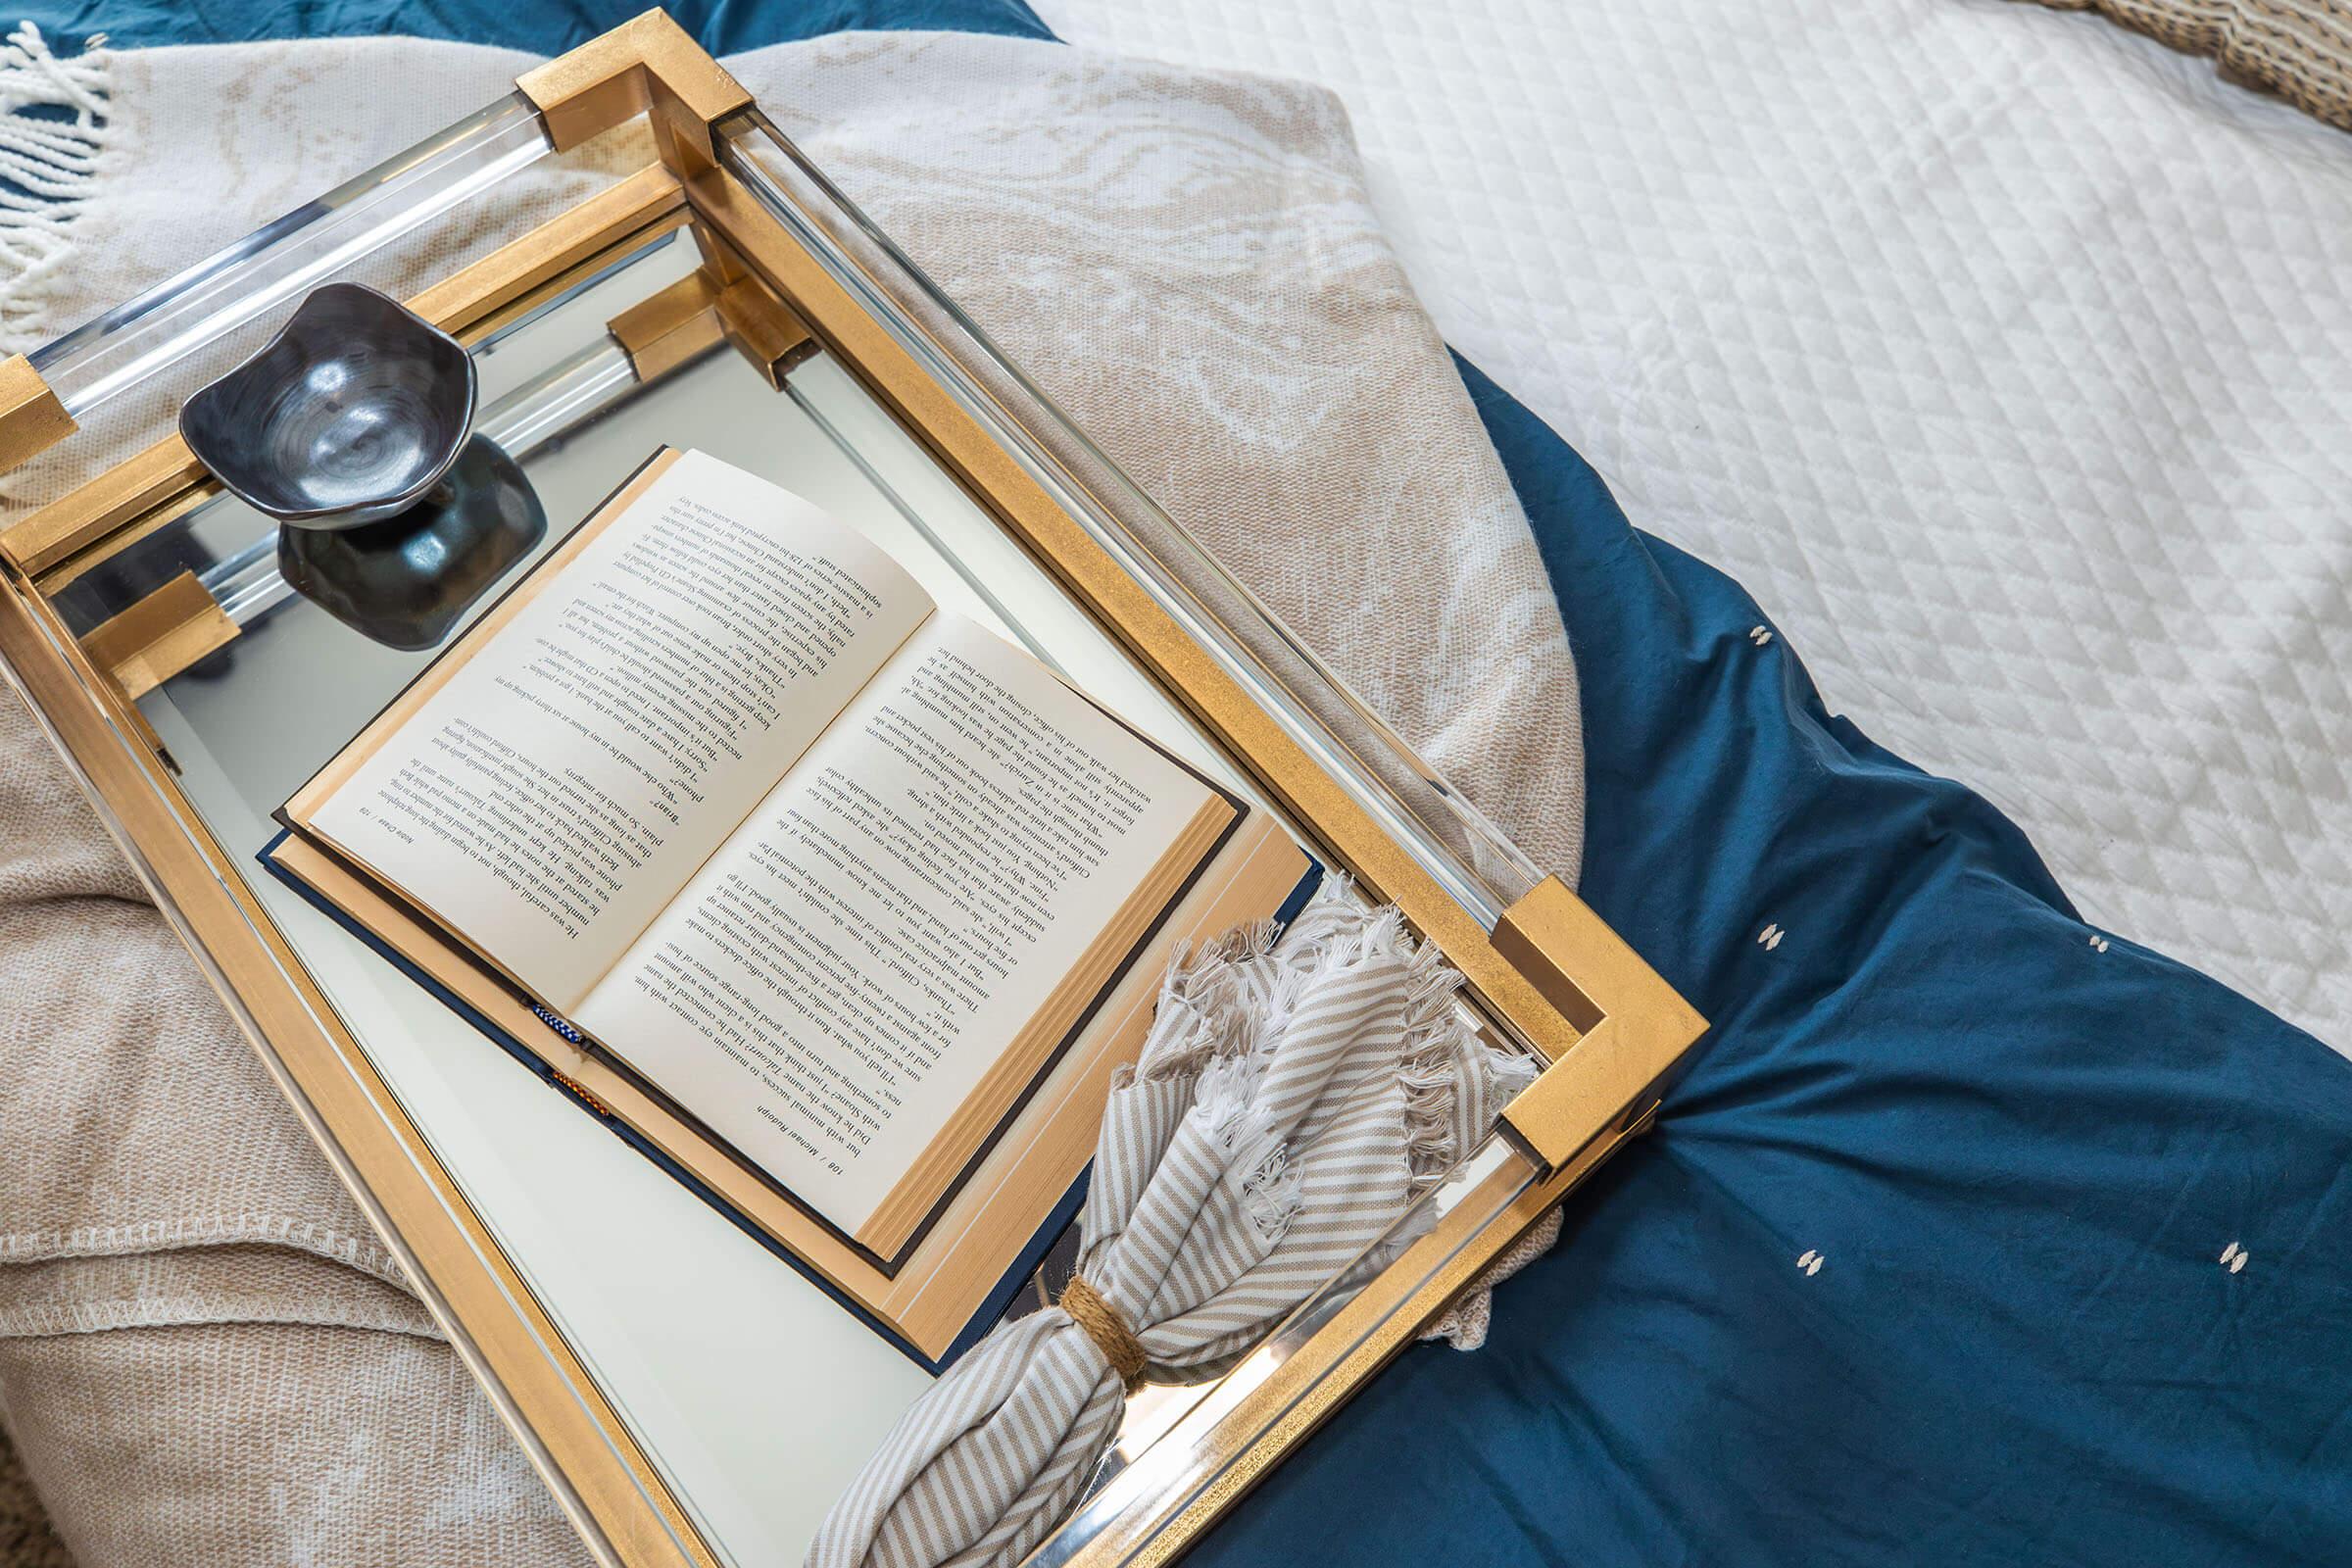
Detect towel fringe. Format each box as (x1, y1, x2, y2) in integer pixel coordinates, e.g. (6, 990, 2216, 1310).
(1139, 877, 1539, 1244)
(0, 22, 109, 347)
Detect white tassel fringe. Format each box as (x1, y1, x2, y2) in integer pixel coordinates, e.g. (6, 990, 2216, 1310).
(0, 22, 109, 345)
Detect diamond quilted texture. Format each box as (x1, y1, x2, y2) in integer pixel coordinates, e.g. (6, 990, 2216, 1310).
(1034, 0, 2352, 1051)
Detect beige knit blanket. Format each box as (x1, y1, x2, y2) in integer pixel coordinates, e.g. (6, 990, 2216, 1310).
(2026, 0, 2352, 130)
(0, 28, 1580, 1565)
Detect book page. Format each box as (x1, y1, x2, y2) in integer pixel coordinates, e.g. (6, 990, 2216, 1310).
(300, 450, 935, 1009)
(570, 613, 1224, 1242)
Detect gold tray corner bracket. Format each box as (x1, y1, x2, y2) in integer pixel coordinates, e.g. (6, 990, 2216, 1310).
(515, 8, 751, 176)
(0, 354, 75, 474)
(1495, 874, 1707, 1173)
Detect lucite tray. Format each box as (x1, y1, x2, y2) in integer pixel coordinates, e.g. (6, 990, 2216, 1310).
(0, 14, 1704, 1566)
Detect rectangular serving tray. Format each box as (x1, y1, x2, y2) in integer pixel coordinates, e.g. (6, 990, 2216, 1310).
(0, 15, 1704, 1566)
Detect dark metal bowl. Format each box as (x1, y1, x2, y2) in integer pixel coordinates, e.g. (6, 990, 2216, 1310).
(277, 433, 546, 651)
(179, 282, 477, 531)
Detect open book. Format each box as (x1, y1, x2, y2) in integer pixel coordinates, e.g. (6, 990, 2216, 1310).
(272, 449, 1270, 1312)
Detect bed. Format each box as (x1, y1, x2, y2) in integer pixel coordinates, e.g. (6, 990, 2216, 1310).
(4, 2, 2349, 1563)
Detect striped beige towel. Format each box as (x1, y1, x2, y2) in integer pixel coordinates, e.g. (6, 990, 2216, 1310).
(807, 882, 1536, 1568)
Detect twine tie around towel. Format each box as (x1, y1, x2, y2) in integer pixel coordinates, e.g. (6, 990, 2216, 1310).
(1056, 1275, 1147, 1391)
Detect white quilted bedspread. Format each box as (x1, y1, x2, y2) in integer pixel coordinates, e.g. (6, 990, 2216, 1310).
(1033, 0, 2352, 1052)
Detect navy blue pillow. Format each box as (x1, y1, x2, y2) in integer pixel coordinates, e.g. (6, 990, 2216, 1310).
(1181, 359, 2352, 1567)
(4, 0, 1049, 52)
